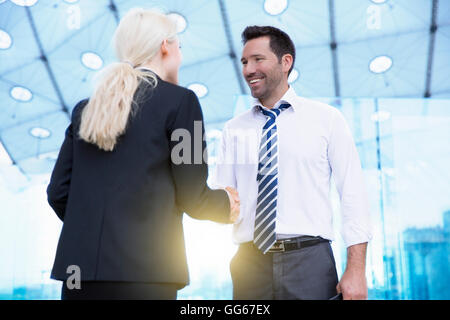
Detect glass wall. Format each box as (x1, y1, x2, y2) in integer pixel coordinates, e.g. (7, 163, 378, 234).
(369, 98, 450, 299)
(0, 97, 449, 299)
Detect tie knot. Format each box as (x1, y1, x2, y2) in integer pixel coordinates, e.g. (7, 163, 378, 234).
(259, 103, 291, 119)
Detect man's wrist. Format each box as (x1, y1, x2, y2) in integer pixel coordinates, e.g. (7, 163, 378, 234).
(345, 242, 368, 274)
(344, 267, 366, 276)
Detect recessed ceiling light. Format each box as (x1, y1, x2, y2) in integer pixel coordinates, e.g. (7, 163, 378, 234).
(371, 110, 391, 122)
(288, 68, 299, 84)
(10, 86, 32, 102)
(188, 83, 208, 98)
(167, 12, 187, 34)
(63, 0, 79, 3)
(0, 29, 12, 49)
(30, 127, 51, 139)
(369, 55, 393, 74)
(37, 150, 59, 160)
(264, 0, 288, 16)
(371, 0, 387, 4)
(10, 0, 38, 7)
(81, 52, 103, 70)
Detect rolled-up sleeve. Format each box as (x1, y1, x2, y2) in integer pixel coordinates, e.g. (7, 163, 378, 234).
(328, 109, 372, 247)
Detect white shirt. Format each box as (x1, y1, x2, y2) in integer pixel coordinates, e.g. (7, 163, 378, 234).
(213, 87, 372, 247)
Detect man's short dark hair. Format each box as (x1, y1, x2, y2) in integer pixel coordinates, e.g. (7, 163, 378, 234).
(241, 25, 296, 75)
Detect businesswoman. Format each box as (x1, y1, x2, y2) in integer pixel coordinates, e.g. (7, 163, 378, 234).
(47, 8, 238, 300)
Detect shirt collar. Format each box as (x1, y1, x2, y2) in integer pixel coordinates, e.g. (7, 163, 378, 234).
(251, 86, 299, 114)
(136, 67, 161, 80)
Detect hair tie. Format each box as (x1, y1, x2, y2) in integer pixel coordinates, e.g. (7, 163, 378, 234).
(123, 60, 135, 68)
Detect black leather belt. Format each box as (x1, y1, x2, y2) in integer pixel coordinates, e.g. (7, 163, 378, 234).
(267, 236, 329, 253)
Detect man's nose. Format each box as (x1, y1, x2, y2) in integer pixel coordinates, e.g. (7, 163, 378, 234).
(243, 62, 256, 78)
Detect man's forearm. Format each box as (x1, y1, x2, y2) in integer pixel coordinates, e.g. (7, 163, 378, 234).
(345, 242, 368, 273)
(337, 242, 369, 299)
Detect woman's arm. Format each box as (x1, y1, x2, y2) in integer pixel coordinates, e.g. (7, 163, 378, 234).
(168, 89, 232, 223)
(47, 122, 74, 222)
(46, 101, 85, 221)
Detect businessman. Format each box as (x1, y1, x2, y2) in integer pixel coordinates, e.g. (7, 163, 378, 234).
(215, 26, 372, 300)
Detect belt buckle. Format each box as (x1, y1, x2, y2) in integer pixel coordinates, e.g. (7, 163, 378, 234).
(268, 241, 285, 252)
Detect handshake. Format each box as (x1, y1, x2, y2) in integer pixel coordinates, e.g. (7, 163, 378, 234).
(224, 187, 240, 223)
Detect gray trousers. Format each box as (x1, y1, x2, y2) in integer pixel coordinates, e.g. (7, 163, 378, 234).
(230, 237, 339, 300)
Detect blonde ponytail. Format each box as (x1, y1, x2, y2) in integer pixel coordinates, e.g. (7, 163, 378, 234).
(79, 8, 177, 151)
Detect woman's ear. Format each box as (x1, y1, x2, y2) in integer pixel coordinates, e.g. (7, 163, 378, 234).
(161, 39, 169, 55)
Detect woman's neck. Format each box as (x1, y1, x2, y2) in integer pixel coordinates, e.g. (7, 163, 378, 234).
(139, 60, 166, 80)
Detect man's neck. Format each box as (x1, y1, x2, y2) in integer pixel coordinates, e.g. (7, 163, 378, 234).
(259, 83, 289, 109)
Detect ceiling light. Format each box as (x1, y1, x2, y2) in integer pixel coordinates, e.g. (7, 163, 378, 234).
(37, 151, 59, 160)
(167, 12, 187, 34)
(369, 55, 393, 74)
(81, 52, 103, 70)
(264, 0, 288, 16)
(371, 110, 391, 122)
(188, 83, 208, 98)
(10, 0, 38, 6)
(30, 127, 51, 139)
(288, 68, 299, 84)
(370, 0, 388, 4)
(63, 0, 79, 3)
(10, 86, 32, 102)
(0, 29, 12, 49)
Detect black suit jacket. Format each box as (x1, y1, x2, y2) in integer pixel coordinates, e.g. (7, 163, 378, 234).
(47, 76, 230, 289)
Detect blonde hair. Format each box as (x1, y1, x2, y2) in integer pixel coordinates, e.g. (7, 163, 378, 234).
(79, 8, 177, 151)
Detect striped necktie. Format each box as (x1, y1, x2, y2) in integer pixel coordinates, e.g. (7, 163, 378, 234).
(253, 103, 291, 254)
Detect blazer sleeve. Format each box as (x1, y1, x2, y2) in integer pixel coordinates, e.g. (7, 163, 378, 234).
(168, 89, 231, 224)
(46, 101, 84, 221)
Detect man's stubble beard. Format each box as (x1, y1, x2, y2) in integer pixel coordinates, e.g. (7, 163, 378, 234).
(251, 70, 283, 104)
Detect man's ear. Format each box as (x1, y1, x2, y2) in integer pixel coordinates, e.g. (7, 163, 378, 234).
(161, 39, 169, 55)
(281, 54, 293, 74)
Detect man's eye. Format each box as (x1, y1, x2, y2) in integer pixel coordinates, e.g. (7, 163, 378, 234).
(242, 61, 247, 65)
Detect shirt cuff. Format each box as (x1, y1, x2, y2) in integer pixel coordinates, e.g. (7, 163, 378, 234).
(343, 233, 373, 248)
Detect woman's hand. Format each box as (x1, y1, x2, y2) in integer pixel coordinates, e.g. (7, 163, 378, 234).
(225, 187, 240, 223)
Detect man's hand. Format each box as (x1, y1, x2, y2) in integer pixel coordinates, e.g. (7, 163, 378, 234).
(336, 268, 368, 300)
(336, 242, 368, 300)
(225, 186, 240, 223)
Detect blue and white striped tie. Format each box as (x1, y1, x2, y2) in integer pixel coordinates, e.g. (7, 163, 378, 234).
(253, 103, 291, 254)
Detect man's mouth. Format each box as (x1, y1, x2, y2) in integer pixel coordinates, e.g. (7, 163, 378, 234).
(248, 77, 264, 86)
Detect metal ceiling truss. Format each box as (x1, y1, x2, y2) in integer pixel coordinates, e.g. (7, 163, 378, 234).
(424, 0, 438, 98)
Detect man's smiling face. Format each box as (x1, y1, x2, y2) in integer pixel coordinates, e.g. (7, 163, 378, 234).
(241, 36, 284, 103)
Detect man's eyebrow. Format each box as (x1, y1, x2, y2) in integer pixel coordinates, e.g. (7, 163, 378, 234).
(241, 54, 264, 62)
